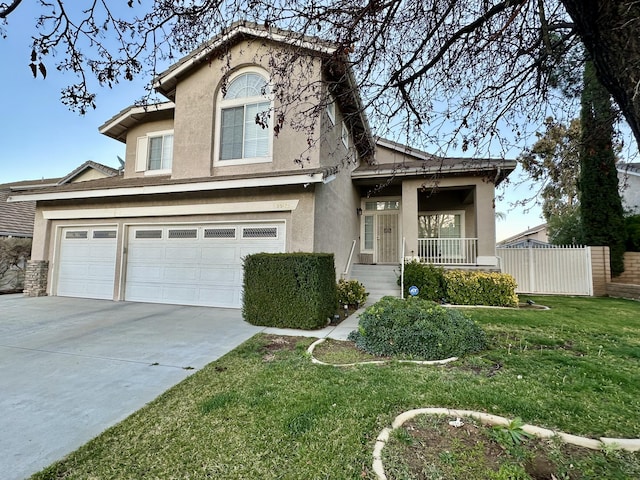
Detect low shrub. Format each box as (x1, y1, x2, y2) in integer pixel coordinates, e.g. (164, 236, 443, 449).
(243, 253, 337, 329)
(400, 260, 446, 301)
(347, 296, 487, 360)
(400, 261, 518, 307)
(337, 278, 368, 307)
(445, 270, 518, 307)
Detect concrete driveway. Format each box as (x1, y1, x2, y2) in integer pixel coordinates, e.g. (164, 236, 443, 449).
(0, 295, 263, 480)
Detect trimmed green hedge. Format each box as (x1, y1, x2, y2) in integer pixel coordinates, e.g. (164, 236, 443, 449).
(445, 270, 519, 307)
(401, 261, 518, 307)
(242, 253, 337, 329)
(348, 296, 487, 360)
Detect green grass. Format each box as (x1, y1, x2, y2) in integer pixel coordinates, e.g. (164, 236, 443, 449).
(32, 296, 640, 479)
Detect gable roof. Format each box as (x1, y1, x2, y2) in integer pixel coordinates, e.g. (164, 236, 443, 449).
(352, 138, 517, 185)
(57, 160, 119, 184)
(100, 21, 374, 161)
(497, 223, 548, 246)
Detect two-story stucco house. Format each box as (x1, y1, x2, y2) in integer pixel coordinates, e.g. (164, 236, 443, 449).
(10, 22, 516, 308)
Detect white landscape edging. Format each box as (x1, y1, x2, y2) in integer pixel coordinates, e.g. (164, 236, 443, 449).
(372, 408, 640, 480)
(306, 338, 458, 367)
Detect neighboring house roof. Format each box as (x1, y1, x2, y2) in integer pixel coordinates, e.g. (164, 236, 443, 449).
(617, 162, 640, 177)
(7, 167, 338, 203)
(0, 178, 59, 237)
(352, 138, 517, 185)
(498, 238, 552, 248)
(3, 161, 118, 236)
(497, 223, 548, 246)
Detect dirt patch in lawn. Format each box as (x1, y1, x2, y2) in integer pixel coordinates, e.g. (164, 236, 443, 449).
(384, 415, 596, 480)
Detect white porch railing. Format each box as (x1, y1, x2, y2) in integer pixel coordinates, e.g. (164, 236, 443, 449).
(417, 238, 478, 265)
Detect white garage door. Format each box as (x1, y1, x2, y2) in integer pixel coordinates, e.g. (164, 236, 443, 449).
(57, 227, 117, 300)
(124, 223, 285, 308)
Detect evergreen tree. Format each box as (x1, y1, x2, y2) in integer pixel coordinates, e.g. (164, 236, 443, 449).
(579, 61, 626, 276)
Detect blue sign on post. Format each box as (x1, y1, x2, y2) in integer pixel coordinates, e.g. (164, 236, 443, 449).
(408, 285, 419, 297)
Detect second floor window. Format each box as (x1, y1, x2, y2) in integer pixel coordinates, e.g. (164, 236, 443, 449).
(148, 133, 173, 170)
(218, 72, 272, 163)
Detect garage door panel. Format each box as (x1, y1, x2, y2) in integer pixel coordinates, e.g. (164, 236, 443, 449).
(125, 223, 284, 308)
(162, 285, 198, 303)
(197, 286, 241, 308)
(127, 265, 163, 281)
(201, 246, 236, 262)
(128, 245, 165, 260)
(163, 266, 198, 282)
(166, 246, 199, 259)
(199, 267, 240, 284)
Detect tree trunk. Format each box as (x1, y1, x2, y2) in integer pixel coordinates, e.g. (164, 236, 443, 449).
(562, 0, 640, 148)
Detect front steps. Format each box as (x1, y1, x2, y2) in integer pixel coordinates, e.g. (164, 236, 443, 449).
(348, 264, 401, 303)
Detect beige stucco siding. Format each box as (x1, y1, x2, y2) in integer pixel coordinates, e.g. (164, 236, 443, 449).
(168, 40, 324, 180)
(313, 166, 360, 278)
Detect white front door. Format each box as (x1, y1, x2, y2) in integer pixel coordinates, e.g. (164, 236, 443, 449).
(56, 227, 117, 300)
(124, 222, 285, 308)
(361, 199, 401, 264)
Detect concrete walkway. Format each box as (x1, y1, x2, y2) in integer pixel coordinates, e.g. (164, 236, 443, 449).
(0, 295, 361, 480)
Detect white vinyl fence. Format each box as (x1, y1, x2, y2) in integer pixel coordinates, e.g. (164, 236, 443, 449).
(497, 245, 593, 296)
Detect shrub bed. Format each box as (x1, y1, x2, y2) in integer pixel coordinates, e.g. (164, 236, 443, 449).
(445, 270, 518, 307)
(348, 296, 487, 360)
(243, 253, 337, 329)
(401, 261, 518, 307)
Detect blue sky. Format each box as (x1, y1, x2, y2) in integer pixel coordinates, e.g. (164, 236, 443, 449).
(0, 3, 544, 240)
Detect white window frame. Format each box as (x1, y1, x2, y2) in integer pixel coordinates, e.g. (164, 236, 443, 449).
(213, 67, 274, 167)
(135, 129, 174, 175)
(341, 121, 349, 149)
(417, 210, 466, 239)
(326, 93, 336, 126)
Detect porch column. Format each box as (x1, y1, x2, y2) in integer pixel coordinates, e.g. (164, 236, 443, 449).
(475, 181, 498, 266)
(402, 180, 420, 259)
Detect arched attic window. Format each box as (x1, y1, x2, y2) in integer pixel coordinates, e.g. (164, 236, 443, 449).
(215, 70, 272, 165)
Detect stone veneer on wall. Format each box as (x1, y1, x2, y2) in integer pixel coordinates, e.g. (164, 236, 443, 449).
(23, 260, 48, 297)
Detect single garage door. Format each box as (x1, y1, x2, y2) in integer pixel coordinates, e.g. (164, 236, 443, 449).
(57, 227, 117, 300)
(124, 223, 285, 308)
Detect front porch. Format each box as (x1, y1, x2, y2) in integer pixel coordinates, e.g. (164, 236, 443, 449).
(351, 138, 516, 269)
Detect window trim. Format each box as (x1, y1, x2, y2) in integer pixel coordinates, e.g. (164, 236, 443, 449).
(135, 129, 174, 175)
(213, 67, 274, 167)
(341, 121, 349, 149)
(326, 93, 336, 126)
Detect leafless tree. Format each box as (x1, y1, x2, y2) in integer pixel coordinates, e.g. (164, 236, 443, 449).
(1, 1, 639, 156)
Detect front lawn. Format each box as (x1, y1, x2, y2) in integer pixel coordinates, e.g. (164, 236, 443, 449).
(32, 296, 640, 479)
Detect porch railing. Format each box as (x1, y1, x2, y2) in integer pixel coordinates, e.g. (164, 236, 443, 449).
(417, 238, 478, 265)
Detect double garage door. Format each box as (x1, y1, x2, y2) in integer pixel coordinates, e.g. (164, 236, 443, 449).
(57, 223, 285, 308)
